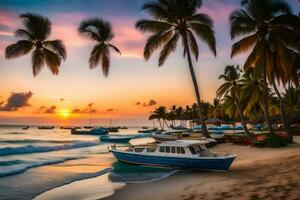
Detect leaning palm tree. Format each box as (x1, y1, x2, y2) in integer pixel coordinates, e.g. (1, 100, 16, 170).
(78, 18, 121, 77)
(5, 13, 66, 76)
(229, 0, 299, 137)
(217, 65, 256, 143)
(136, 0, 216, 136)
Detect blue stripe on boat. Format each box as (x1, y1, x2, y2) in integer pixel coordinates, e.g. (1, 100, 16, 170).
(111, 150, 235, 171)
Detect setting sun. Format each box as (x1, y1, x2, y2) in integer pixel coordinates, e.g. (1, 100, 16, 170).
(58, 109, 71, 118)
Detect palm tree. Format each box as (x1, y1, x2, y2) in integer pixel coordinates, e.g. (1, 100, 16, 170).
(136, 0, 216, 136)
(5, 13, 66, 76)
(282, 86, 300, 114)
(217, 65, 256, 143)
(78, 18, 121, 77)
(229, 0, 299, 136)
(152, 106, 169, 129)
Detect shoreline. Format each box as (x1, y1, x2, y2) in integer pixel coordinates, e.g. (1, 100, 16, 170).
(106, 136, 300, 200)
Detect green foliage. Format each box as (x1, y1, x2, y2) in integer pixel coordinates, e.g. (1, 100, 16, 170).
(264, 133, 287, 148)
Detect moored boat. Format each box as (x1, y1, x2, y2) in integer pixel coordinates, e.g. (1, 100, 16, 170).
(100, 135, 134, 143)
(22, 126, 29, 130)
(38, 126, 55, 129)
(111, 140, 236, 171)
(71, 127, 108, 135)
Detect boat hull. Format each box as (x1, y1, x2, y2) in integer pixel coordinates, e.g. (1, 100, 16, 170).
(100, 135, 133, 143)
(111, 150, 236, 171)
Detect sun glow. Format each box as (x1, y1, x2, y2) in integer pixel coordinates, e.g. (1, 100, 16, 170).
(58, 109, 71, 118)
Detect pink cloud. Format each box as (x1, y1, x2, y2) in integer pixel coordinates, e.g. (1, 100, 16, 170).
(200, 3, 237, 25)
(0, 10, 19, 29)
(50, 12, 89, 49)
(111, 17, 145, 58)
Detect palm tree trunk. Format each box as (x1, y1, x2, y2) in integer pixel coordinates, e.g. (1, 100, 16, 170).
(164, 119, 169, 129)
(262, 63, 274, 134)
(183, 34, 208, 137)
(234, 98, 256, 143)
(157, 119, 163, 130)
(271, 78, 292, 143)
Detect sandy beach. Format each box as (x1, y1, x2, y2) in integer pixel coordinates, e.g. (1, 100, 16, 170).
(107, 136, 300, 200)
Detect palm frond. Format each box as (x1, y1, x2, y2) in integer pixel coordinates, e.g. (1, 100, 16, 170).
(144, 30, 173, 60)
(89, 43, 103, 69)
(229, 10, 256, 39)
(101, 45, 110, 77)
(78, 18, 113, 41)
(14, 29, 33, 40)
(190, 23, 216, 56)
(43, 40, 66, 60)
(43, 48, 61, 75)
(158, 32, 179, 66)
(187, 30, 199, 60)
(231, 33, 257, 57)
(109, 44, 121, 55)
(189, 13, 213, 27)
(135, 19, 173, 33)
(5, 40, 33, 59)
(20, 13, 51, 41)
(31, 49, 45, 76)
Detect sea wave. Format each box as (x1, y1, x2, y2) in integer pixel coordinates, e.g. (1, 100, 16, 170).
(0, 139, 80, 144)
(0, 141, 99, 156)
(0, 157, 80, 177)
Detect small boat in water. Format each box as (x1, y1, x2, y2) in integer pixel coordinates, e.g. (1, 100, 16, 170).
(100, 135, 135, 143)
(22, 126, 29, 130)
(138, 128, 158, 133)
(71, 127, 108, 135)
(38, 126, 55, 129)
(111, 140, 236, 171)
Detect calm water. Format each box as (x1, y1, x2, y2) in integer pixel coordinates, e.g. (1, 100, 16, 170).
(0, 125, 173, 200)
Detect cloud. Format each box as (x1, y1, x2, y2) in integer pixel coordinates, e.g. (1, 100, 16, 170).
(0, 91, 33, 111)
(71, 103, 97, 113)
(106, 108, 114, 112)
(110, 17, 145, 58)
(143, 99, 157, 107)
(134, 101, 141, 105)
(44, 106, 56, 114)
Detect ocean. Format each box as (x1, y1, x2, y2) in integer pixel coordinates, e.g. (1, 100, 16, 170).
(0, 125, 173, 200)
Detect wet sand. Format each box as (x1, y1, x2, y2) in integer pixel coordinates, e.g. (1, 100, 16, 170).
(107, 136, 300, 200)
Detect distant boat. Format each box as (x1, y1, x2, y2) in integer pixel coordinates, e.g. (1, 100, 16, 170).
(83, 126, 93, 129)
(142, 126, 148, 129)
(111, 140, 236, 171)
(38, 126, 55, 129)
(71, 127, 108, 135)
(100, 135, 134, 143)
(138, 128, 158, 133)
(22, 126, 29, 130)
(107, 127, 119, 132)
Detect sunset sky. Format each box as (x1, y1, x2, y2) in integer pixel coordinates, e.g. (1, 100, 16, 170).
(0, 0, 299, 126)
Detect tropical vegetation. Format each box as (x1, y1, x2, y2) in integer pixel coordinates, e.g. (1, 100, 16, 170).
(5, 13, 66, 76)
(78, 18, 121, 77)
(136, 0, 217, 136)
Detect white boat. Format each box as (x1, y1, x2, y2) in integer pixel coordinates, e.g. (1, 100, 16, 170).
(111, 140, 236, 171)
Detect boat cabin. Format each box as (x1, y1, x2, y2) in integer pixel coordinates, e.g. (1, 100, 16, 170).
(126, 140, 217, 157)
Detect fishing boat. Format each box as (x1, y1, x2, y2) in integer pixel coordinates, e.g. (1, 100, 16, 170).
(91, 128, 108, 135)
(38, 126, 55, 129)
(71, 127, 108, 135)
(138, 128, 158, 133)
(100, 135, 134, 143)
(111, 140, 236, 171)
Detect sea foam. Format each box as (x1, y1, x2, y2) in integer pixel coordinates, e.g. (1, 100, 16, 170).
(0, 141, 99, 156)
